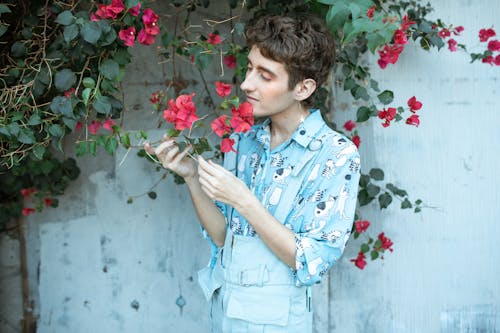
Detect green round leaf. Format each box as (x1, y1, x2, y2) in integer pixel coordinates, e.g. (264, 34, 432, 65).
(378, 192, 393, 209)
(55, 10, 75, 26)
(64, 24, 79, 43)
(10, 41, 26, 58)
(48, 124, 65, 138)
(356, 106, 372, 122)
(83, 77, 96, 89)
(55, 69, 77, 91)
(0, 4, 12, 14)
(377, 90, 394, 105)
(81, 21, 102, 44)
(82, 88, 92, 105)
(33, 145, 46, 160)
(0, 24, 8, 38)
(148, 191, 157, 200)
(50, 96, 74, 117)
(99, 59, 119, 81)
(366, 183, 381, 197)
(369, 168, 384, 181)
(93, 95, 112, 115)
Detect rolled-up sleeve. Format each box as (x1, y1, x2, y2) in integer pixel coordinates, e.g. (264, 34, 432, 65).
(294, 148, 360, 286)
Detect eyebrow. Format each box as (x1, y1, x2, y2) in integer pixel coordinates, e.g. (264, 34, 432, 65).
(248, 59, 278, 78)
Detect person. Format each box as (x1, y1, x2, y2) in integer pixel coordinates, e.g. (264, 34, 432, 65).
(145, 14, 361, 333)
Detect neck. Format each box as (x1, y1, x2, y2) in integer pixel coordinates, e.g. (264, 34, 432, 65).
(269, 104, 310, 149)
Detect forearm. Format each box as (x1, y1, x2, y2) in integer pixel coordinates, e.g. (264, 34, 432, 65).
(234, 190, 297, 269)
(185, 175, 227, 247)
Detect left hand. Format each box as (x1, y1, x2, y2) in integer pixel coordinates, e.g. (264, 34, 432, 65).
(197, 156, 250, 206)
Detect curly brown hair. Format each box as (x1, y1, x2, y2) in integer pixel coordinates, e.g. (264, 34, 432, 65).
(245, 14, 335, 107)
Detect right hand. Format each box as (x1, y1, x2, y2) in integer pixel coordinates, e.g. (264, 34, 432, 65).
(144, 136, 196, 179)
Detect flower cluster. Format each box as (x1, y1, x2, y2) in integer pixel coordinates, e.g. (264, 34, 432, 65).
(163, 93, 199, 131)
(343, 120, 361, 148)
(20, 188, 54, 216)
(75, 118, 116, 135)
(350, 219, 394, 270)
(378, 96, 422, 128)
(436, 25, 464, 52)
(377, 15, 415, 69)
(479, 28, 500, 65)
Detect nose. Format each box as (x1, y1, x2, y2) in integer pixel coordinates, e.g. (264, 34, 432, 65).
(240, 70, 255, 93)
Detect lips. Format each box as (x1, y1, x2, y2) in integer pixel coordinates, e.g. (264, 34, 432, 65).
(245, 95, 259, 103)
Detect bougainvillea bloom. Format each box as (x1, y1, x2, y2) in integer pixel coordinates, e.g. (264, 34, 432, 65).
(482, 55, 494, 64)
(230, 102, 254, 132)
(142, 8, 160, 35)
(223, 54, 237, 69)
(22, 207, 36, 216)
(103, 118, 116, 132)
(366, 5, 375, 19)
(453, 26, 464, 35)
(215, 82, 232, 98)
(494, 54, 500, 66)
(378, 232, 394, 252)
(211, 115, 231, 137)
(64, 87, 76, 99)
(377, 44, 404, 69)
(220, 137, 236, 153)
(74, 121, 83, 132)
(88, 120, 101, 134)
(406, 114, 420, 127)
(138, 29, 155, 45)
(354, 220, 370, 233)
(438, 28, 451, 38)
(447, 38, 457, 52)
(394, 29, 408, 45)
(207, 33, 222, 45)
(407, 96, 423, 112)
(20, 188, 36, 199)
(343, 120, 356, 131)
(479, 28, 496, 42)
(119, 26, 136, 47)
(378, 107, 397, 127)
(351, 135, 361, 148)
(487, 40, 500, 52)
(128, 3, 141, 16)
(351, 252, 367, 269)
(44, 198, 53, 207)
(400, 15, 416, 31)
(95, 0, 124, 19)
(163, 93, 199, 130)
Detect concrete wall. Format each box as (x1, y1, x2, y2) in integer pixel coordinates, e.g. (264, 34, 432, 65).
(2, 0, 499, 332)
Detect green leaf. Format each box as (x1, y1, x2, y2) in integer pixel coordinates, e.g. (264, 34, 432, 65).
(62, 117, 77, 130)
(48, 124, 65, 138)
(361, 243, 370, 253)
(148, 191, 157, 200)
(370, 250, 379, 260)
(55, 10, 74, 26)
(83, 77, 96, 89)
(358, 188, 374, 206)
(127, 197, 133, 204)
(82, 88, 92, 106)
(99, 59, 120, 81)
(356, 106, 372, 122)
(32, 145, 45, 160)
(414, 207, 422, 213)
(378, 192, 393, 209)
(17, 128, 36, 144)
(28, 113, 42, 125)
(0, 4, 12, 14)
(366, 32, 385, 53)
(93, 95, 112, 115)
(415, 199, 422, 205)
(104, 137, 118, 154)
(50, 96, 74, 117)
(113, 49, 132, 65)
(359, 174, 370, 188)
(55, 69, 77, 91)
(11, 41, 26, 58)
(366, 183, 380, 197)
(121, 133, 131, 148)
(377, 90, 394, 105)
(343, 78, 357, 91)
(81, 21, 102, 44)
(352, 86, 369, 101)
(386, 183, 408, 197)
(369, 168, 384, 180)
(63, 24, 79, 43)
(401, 198, 412, 209)
(370, 79, 380, 92)
(0, 24, 8, 38)
(89, 141, 97, 156)
(76, 141, 87, 156)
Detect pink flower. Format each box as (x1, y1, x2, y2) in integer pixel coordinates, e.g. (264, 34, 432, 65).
(366, 5, 375, 19)
(447, 38, 457, 52)
(163, 93, 199, 130)
(64, 87, 76, 99)
(220, 137, 236, 153)
(377, 44, 404, 69)
(44, 198, 53, 207)
(109, 0, 125, 15)
(343, 120, 356, 131)
(102, 118, 116, 132)
(119, 26, 136, 47)
(207, 33, 222, 45)
(22, 207, 36, 216)
(230, 102, 254, 133)
(138, 29, 155, 45)
(74, 121, 82, 132)
(479, 28, 496, 42)
(394, 29, 408, 45)
(351, 135, 361, 148)
(494, 55, 500, 66)
(215, 82, 232, 98)
(223, 54, 237, 69)
(438, 28, 451, 39)
(378, 107, 397, 127)
(94, 0, 124, 19)
(453, 26, 464, 35)
(150, 91, 162, 104)
(482, 55, 494, 64)
(88, 120, 101, 134)
(354, 220, 370, 233)
(407, 96, 423, 112)
(128, 3, 141, 16)
(90, 12, 100, 22)
(400, 15, 416, 31)
(406, 114, 420, 127)
(211, 115, 231, 137)
(487, 40, 500, 52)
(20, 188, 36, 199)
(351, 252, 367, 270)
(377, 232, 394, 252)
(142, 8, 160, 36)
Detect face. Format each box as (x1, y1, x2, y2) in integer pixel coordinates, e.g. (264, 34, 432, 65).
(240, 46, 298, 118)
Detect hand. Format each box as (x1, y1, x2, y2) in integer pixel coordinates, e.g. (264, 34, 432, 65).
(144, 136, 196, 179)
(197, 155, 250, 206)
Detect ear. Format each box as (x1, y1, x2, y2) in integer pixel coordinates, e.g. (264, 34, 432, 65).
(294, 78, 317, 102)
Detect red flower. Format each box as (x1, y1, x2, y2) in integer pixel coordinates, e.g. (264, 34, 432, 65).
(400, 15, 416, 31)
(230, 102, 254, 133)
(94, 0, 124, 20)
(343, 120, 356, 131)
(407, 96, 422, 112)
(406, 114, 420, 127)
(479, 28, 496, 42)
(90, 12, 100, 22)
(354, 220, 370, 233)
(393, 29, 408, 45)
(351, 252, 367, 270)
(150, 91, 161, 104)
(163, 93, 199, 130)
(138, 29, 155, 45)
(487, 40, 500, 52)
(64, 87, 76, 99)
(119, 26, 136, 47)
(482, 55, 494, 64)
(438, 28, 451, 39)
(366, 5, 375, 19)
(128, 3, 141, 16)
(103, 118, 116, 132)
(142, 8, 160, 36)
(20, 188, 36, 199)
(211, 115, 231, 137)
(74, 121, 82, 132)
(223, 54, 237, 69)
(377, 232, 394, 252)
(351, 135, 361, 148)
(207, 33, 222, 45)
(220, 137, 236, 153)
(378, 107, 397, 127)
(109, 0, 125, 15)
(22, 208, 36, 216)
(377, 44, 404, 69)
(44, 198, 53, 207)
(163, 100, 178, 123)
(453, 26, 464, 35)
(88, 120, 101, 135)
(494, 55, 500, 66)
(215, 82, 232, 98)
(447, 38, 457, 52)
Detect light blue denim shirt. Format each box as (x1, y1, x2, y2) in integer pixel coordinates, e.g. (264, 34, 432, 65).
(203, 109, 360, 286)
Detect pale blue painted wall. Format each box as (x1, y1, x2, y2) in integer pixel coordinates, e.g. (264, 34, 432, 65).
(18, 1, 500, 332)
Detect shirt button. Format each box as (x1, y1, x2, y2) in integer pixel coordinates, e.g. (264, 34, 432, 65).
(299, 130, 306, 135)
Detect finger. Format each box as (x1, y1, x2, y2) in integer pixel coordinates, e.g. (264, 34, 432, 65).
(171, 145, 192, 165)
(144, 142, 155, 155)
(154, 140, 175, 156)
